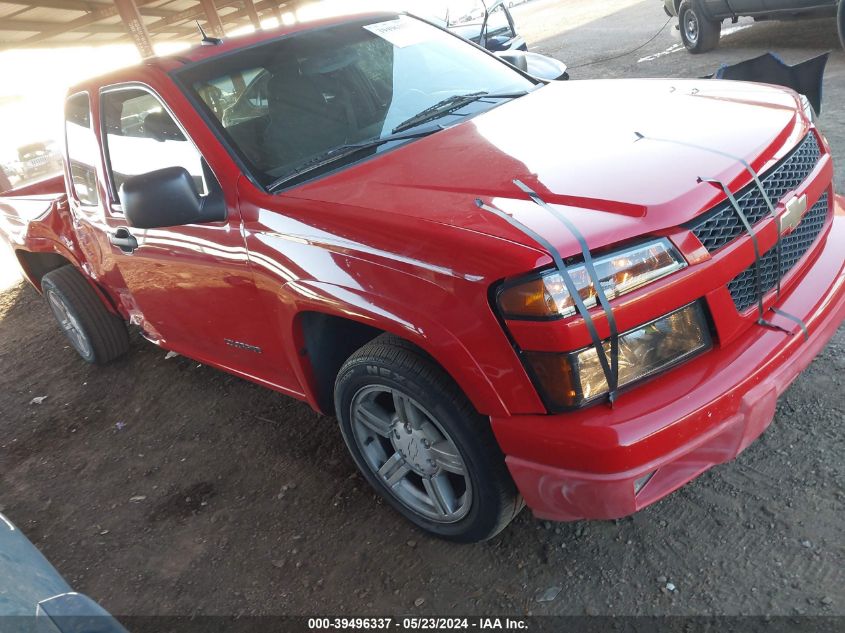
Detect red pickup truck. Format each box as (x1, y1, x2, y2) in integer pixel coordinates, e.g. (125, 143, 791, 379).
(1, 12, 843, 542)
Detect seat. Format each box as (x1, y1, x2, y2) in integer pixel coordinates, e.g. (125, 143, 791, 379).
(264, 61, 351, 169)
(142, 111, 186, 142)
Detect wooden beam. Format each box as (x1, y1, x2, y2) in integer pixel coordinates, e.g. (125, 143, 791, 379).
(9, 0, 158, 46)
(0, 0, 302, 53)
(242, 0, 262, 29)
(199, 0, 227, 37)
(0, 0, 188, 20)
(268, 3, 282, 23)
(201, 0, 302, 30)
(138, 7, 181, 18)
(0, 19, 132, 33)
(0, 0, 102, 11)
(4, 6, 36, 19)
(113, 0, 155, 58)
(0, 19, 196, 36)
(143, 0, 241, 31)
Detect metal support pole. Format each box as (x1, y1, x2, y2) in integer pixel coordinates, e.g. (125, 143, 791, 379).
(113, 0, 155, 58)
(199, 0, 226, 38)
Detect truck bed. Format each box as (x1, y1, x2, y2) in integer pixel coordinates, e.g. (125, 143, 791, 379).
(0, 175, 67, 240)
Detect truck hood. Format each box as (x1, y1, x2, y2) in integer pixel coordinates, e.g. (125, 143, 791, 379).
(289, 78, 808, 259)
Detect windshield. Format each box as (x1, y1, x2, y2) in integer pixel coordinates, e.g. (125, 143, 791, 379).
(178, 14, 534, 188)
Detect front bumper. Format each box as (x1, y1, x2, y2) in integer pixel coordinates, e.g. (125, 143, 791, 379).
(491, 196, 845, 522)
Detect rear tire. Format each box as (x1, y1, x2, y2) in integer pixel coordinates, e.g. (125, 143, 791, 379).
(41, 266, 129, 364)
(334, 335, 522, 542)
(679, 0, 721, 53)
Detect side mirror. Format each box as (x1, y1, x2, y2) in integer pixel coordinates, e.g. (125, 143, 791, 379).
(496, 51, 569, 81)
(496, 50, 528, 72)
(120, 166, 225, 229)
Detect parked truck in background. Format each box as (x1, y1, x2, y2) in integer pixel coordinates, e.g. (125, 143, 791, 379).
(1, 12, 843, 542)
(663, 0, 842, 53)
(16, 141, 63, 185)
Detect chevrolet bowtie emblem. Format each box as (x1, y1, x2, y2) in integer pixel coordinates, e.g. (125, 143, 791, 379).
(780, 194, 807, 234)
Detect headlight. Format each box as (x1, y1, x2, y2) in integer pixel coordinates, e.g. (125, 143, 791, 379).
(524, 302, 712, 410)
(799, 94, 816, 124)
(497, 239, 686, 319)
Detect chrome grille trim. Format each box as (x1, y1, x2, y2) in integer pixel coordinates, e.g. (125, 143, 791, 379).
(689, 134, 822, 252)
(727, 192, 829, 313)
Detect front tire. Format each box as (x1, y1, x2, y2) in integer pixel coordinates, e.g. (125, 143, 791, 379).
(678, 0, 721, 53)
(334, 335, 522, 542)
(41, 266, 129, 364)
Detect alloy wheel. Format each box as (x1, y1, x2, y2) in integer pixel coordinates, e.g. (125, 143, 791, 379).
(349, 385, 472, 523)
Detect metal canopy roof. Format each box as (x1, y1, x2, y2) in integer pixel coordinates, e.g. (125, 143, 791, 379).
(0, 0, 307, 55)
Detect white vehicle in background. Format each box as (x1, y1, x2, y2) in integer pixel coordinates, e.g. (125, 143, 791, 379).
(437, 0, 568, 78)
(444, 0, 528, 51)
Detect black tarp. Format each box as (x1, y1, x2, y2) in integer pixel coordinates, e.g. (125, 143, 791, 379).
(711, 52, 828, 115)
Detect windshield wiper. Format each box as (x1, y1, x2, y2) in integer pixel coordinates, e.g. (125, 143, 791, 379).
(267, 125, 444, 192)
(391, 91, 528, 134)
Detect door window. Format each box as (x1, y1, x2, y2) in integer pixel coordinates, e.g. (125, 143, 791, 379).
(486, 5, 515, 39)
(101, 88, 208, 201)
(65, 93, 99, 206)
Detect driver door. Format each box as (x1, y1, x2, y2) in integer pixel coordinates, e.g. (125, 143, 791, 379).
(93, 85, 294, 385)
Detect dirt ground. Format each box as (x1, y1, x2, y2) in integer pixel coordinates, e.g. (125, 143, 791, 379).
(1, 0, 844, 619)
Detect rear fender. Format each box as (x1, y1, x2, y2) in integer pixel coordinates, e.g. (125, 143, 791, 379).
(14, 244, 121, 318)
(1, 195, 121, 318)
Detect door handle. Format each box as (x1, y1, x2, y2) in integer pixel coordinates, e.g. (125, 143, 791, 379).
(109, 227, 138, 254)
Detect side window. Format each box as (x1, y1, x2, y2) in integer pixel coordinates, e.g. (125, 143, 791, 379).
(65, 93, 99, 206)
(101, 88, 207, 201)
(246, 75, 269, 109)
(487, 6, 514, 38)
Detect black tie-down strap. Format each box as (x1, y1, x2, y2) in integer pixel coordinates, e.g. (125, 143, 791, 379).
(635, 132, 809, 340)
(699, 176, 790, 334)
(476, 181, 620, 405)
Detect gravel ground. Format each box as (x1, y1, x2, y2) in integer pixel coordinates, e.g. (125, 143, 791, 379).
(1, 0, 843, 619)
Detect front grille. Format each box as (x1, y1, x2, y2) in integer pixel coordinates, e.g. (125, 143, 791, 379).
(689, 133, 821, 252)
(727, 192, 829, 313)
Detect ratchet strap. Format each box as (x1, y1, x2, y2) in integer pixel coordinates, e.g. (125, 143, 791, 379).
(698, 176, 789, 334)
(513, 180, 620, 403)
(475, 182, 620, 405)
(635, 132, 809, 340)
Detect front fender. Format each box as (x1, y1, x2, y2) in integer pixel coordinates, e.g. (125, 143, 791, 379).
(282, 278, 545, 418)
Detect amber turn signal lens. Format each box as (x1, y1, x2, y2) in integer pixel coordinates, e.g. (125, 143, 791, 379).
(498, 239, 686, 320)
(522, 351, 579, 409)
(497, 278, 558, 318)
